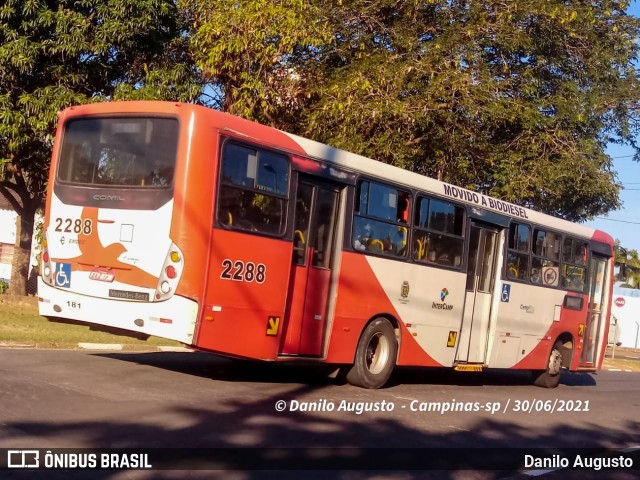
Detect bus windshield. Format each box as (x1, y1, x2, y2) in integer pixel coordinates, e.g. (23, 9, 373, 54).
(57, 117, 179, 188)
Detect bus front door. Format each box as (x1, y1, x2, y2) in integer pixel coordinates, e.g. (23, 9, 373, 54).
(280, 179, 340, 356)
(580, 254, 609, 366)
(456, 223, 499, 364)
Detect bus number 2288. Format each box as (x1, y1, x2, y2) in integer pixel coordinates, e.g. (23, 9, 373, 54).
(54, 217, 93, 235)
(220, 259, 266, 284)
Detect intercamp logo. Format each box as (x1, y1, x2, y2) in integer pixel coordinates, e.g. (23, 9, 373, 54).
(440, 288, 449, 302)
(432, 287, 453, 311)
(7, 450, 39, 468)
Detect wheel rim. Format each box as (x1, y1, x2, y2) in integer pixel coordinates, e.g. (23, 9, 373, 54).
(365, 332, 390, 375)
(548, 348, 562, 376)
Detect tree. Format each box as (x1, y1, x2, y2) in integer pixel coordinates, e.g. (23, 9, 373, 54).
(614, 240, 640, 287)
(0, 0, 202, 295)
(187, 0, 640, 222)
(183, 0, 329, 124)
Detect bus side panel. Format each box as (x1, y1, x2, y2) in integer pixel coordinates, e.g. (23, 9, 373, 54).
(561, 295, 589, 371)
(196, 230, 292, 359)
(507, 312, 581, 372)
(365, 255, 467, 367)
(489, 282, 583, 370)
(325, 252, 445, 367)
(501, 296, 587, 371)
(169, 110, 218, 303)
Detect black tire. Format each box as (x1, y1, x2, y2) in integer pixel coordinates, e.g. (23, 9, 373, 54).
(345, 317, 398, 389)
(532, 341, 564, 388)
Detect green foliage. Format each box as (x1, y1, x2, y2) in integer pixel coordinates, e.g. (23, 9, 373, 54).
(307, 0, 639, 221)
(183, 0, 330, 123)
(188, 0, 640, 222)
(0, 0, 201, 182)
(614, 240, 640, 288)
(0, 0, 203, 294)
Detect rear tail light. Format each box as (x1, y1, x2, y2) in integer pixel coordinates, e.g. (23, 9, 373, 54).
(165, 265, 177, 279)
(41, 234, 53, 286)
(154, 243, 184, 301)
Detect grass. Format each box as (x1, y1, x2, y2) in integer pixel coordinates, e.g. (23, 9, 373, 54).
(2, 298, 640, 370)
(0, 302, 181, 349)
(602, 357, 640, 372)
(603, 345, 640, 372)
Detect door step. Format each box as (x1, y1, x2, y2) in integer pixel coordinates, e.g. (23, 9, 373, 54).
(454, 364, 484, 372)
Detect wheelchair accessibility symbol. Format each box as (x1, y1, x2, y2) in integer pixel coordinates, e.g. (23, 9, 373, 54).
(501, 284, 511, 303)
(55, 263, 72, 288)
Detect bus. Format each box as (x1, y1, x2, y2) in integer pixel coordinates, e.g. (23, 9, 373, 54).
(38, 101, 614, 389)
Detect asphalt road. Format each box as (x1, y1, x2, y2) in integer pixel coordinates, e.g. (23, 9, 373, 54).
(0, 348, 638, 479)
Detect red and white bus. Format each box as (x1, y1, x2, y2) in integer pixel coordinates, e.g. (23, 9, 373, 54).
(38, 101, 614, 389)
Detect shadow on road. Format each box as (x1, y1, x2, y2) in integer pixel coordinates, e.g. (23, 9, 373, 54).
(4, 351, 638, 480)
(90, 350, 598, 388)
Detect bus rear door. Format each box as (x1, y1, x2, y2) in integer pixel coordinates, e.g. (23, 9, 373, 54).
(280, 177, 341, 357)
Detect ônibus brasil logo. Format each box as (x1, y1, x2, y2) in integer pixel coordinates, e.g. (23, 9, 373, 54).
(433, 287, 453, 311)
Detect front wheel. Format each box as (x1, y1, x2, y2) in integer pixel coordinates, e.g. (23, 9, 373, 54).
(345, 318, 398, 389)
(532, 341, 564, 388)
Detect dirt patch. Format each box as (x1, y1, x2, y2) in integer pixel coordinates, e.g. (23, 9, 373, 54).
(0, 294, 39, 312)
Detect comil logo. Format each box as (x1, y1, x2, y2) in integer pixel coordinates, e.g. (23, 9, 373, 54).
(93, 194, 124, 201)
(432, 288, 453, 311)
(8, 450, 39, 468)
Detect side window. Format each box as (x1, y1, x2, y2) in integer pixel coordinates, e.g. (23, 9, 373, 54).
(562, 237, 588, 292)
(531, 229, 560, 287)
(506, 223, 530, 281)
(412, 196, 464, 268)
(217, 142, 289, 235)
(352, 180, 410, 258)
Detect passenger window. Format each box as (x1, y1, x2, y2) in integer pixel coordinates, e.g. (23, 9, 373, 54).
(352, 181, 410, 258)
(217, 142, 289, 235)
(531, 229, 560, 287)
(561, 237, 588, 292)
(412, 196, 464, 268)
(507, 223, 530, 281)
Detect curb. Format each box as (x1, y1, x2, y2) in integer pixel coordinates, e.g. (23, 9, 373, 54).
(0, 341, 193, 353)
(78, 342, 123, 351)
(77, 343, 193, 352)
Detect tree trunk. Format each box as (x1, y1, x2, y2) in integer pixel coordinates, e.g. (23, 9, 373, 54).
(8, 208, 35, 296)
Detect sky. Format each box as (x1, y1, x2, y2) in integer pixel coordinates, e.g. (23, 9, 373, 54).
(583, 144, 640, 252)
(583, 0, 640, 252)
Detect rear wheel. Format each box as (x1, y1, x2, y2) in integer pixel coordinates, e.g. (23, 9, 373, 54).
(532, 341, 564, 388)
(345, 318, 398, 389)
